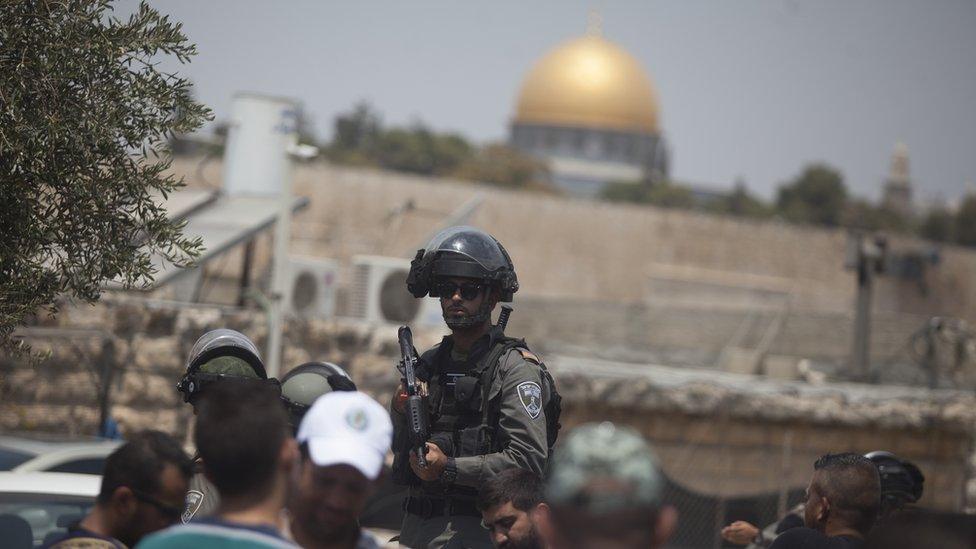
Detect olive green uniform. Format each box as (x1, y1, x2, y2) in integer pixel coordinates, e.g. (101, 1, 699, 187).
(392, 332, 553, 549)
(181, 461, 220, 523)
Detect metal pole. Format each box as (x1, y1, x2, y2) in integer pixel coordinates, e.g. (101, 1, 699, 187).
(925, 321, 939, 389)
(97, 339, 114, 437)
(778, 429, 793, 518)
(238, 239, 255, 308)
(853, 261, 872, 379)
(851, 235, 875, 381)
(265, 135, 296, 380)
(715, 419, 731, 549)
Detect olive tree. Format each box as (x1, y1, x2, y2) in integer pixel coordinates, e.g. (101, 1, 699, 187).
(1, 1, 210, 353)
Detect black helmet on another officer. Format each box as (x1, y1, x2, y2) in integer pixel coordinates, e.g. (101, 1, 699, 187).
(177, 329, 277, 404)
(865, 450, 925, 514)
(280, 362, 357, 430)
(407, 226, 518, 327)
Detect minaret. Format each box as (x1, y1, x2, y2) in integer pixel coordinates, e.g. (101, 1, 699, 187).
(882, 142, 913, 218)
(587, 8, 603, 36)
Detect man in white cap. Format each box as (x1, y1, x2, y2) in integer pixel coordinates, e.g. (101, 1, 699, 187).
(289, 391, 393, 549)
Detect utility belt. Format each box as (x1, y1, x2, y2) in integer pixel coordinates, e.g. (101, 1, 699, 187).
(403, 495, 481, 518)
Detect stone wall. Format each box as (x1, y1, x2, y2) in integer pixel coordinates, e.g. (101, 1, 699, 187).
(552, 356, 976, 511)
(0, 298, 426, 439)
(170, 158, 976, 321)
(157, 158, 976, 382)
(511, 297, 928, 367)
(4, 298, 974, 511)
(561, 408, 970, 511)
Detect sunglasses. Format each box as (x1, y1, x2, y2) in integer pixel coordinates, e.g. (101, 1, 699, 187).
(131, 488, 184, 523)
(435, 281, 486, 301)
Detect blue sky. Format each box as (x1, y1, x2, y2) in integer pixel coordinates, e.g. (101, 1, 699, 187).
(125, 1, 976, 203)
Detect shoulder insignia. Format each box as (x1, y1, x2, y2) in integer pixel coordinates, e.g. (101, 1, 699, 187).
(181, 490, 204, 523)
(518, 349, 541, 364)
(517, 381, 543, 419)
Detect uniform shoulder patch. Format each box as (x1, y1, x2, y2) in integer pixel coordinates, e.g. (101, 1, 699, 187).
(518, 348, 541, 364)
(182, 490, 204, 523)
(516, 381, 543, 419)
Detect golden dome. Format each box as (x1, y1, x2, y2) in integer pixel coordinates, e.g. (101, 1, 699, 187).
(513, 35, 660, 134)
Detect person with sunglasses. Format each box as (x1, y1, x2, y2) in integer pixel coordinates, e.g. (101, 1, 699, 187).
(44, 430, 193, 549)
(392, 226, 561, 549)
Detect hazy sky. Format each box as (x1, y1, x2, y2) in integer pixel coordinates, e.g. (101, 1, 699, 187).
(126, 1, 976, 202)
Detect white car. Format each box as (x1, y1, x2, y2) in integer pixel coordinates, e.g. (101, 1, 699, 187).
(0, 472, 100, 548)
(0, 434, 122, 475)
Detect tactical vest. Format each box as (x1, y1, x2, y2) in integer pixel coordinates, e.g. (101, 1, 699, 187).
(392, 334, 562, 493)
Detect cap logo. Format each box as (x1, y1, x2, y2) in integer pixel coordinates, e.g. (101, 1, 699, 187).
(517, 381, 543, 419)
(345, 408, 369, 431)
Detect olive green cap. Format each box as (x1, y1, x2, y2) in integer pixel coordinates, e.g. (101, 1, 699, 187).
(545, 422, 664, 514)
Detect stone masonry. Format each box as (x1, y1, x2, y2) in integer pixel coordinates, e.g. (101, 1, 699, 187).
(3, 298, 974, 511)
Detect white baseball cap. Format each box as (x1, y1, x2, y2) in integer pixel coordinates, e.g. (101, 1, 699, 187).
(296, 391, 393, 480)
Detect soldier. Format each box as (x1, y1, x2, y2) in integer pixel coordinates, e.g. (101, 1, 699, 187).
(279, 361, 357, 433)
(864, 451, 924, 519)
(392, 226, 561, 549)
(176, 328, 280, 522)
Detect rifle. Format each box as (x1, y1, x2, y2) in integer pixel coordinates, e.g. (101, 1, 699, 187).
(397, 326, 430, 467)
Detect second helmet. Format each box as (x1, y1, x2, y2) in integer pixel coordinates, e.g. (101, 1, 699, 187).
(280, 362, 356, 429)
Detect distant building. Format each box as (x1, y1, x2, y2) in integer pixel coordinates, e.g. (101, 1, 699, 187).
(882, 142, 914, 218)
(508, 27, 668, 197)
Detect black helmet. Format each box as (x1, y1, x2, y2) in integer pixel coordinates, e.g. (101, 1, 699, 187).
(177, 329, 275, 403)
(280, 362, 357, 430)
(407, 226, 518, 301)
(865, 450, 925, 512)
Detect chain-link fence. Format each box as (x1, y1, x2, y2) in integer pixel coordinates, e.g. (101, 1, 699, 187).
(647, 427, 812, 549)
(661, 476, 806, 548)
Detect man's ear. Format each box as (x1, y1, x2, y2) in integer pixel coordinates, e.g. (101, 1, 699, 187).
(818, 496, 830, 523)
(529, 502, 551, 524)
(280, 437, 299, 473)
(530, 503, 555, 545)
(199, 456, 217, 484)
(110, 486, 138, 517)
(653, 506, 678, 548)
(371, 466, 389, 491)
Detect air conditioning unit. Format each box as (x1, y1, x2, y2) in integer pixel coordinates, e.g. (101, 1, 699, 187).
(349, 255, 442, 327)
(284, 256, 339, 319)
